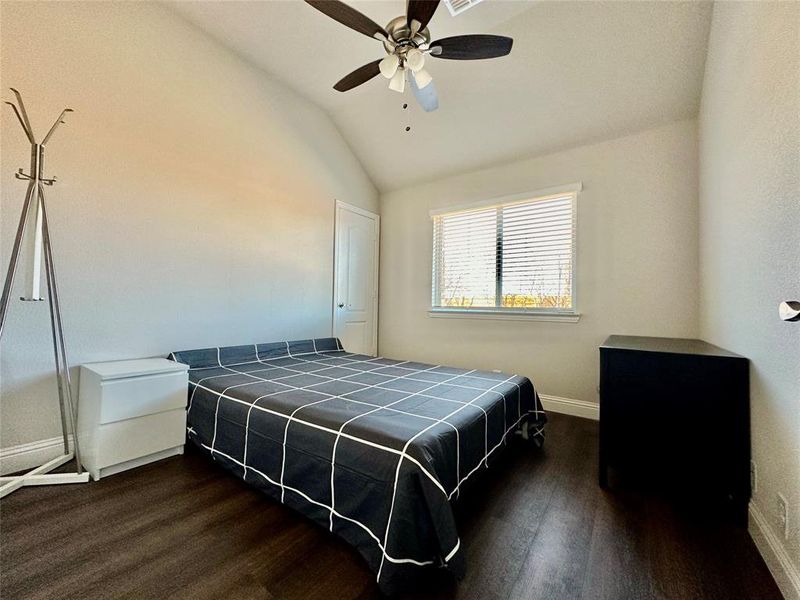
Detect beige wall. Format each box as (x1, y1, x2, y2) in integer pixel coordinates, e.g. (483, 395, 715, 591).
(698, 2, 800, 593)
(379, 120, 699, 404)
(0, 1, 377, 448)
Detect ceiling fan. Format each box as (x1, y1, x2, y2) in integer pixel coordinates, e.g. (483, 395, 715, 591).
(304, 0, 513, 112)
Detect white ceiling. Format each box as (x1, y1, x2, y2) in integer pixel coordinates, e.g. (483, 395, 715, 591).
(169, 1, 713, 192)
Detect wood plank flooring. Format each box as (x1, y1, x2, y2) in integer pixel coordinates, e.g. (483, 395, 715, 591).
(0, 414, 781, 599)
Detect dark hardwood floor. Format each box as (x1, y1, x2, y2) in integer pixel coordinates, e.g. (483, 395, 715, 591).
(0, 414, 781, 600)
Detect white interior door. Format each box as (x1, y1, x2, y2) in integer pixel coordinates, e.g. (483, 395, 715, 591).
(333, 201, 379, 355)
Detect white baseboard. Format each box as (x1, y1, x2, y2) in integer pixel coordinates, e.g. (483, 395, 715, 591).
(0, 435, 74, 476)
(539, 394, 599, 421)
(750, 501, 800, 600)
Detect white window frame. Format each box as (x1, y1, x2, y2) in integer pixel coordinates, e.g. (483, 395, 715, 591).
(428, 182, 581, 323)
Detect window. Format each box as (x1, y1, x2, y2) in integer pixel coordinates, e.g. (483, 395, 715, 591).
(431, 185, 578, 318)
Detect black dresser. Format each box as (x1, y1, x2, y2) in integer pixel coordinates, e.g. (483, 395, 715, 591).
(599, 335, 750, 523)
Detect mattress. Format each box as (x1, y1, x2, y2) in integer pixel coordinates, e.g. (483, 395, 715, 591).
(169, 338, 546, 594)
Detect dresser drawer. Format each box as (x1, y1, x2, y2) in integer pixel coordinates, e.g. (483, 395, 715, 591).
(99, 371, 187, 424)
(96, 409, 186, 468)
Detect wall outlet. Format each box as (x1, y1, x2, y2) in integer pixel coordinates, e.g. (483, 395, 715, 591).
(750, 460, 757, 494)
(777, 493, 789, 540)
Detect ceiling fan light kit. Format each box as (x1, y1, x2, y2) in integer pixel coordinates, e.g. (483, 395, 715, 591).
(406, 48, 426, 72)
(305, 0, 513, 111)
(413, 68, 433, 89)
(379, 54, 400, 79)
(389, 67, 406, 93)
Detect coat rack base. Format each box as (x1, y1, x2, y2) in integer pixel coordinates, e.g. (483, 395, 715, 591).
(0, 451, 89, 498)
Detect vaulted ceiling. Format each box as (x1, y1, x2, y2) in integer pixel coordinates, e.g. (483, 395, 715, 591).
(169, 1, 713, 192)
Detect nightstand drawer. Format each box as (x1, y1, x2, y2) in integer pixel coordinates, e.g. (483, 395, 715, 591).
(96, 409, 186, 468)
(99, 371, 187, 424)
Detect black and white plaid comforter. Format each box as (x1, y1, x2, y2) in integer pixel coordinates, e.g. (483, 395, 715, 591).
(169, 338, 546, 595)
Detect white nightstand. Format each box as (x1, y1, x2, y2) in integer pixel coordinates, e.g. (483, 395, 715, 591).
(78, 358, 189, 481)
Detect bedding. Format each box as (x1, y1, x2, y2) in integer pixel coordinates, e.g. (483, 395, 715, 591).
(169, 338, 546, 594)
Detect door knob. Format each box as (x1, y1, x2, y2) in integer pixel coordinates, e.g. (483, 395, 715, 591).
(338, 303, 345, 308)
(779, 301, 800, 322)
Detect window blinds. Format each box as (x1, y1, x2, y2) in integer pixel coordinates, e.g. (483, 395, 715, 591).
(432, 193, 575, 311)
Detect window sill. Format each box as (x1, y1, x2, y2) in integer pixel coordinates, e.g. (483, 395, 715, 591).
(428, 308, 581, 323)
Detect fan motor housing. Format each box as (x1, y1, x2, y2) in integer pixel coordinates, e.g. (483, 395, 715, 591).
(383, 16, 431, 54)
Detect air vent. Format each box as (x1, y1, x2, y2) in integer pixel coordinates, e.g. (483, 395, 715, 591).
(444, 0, 484, 17)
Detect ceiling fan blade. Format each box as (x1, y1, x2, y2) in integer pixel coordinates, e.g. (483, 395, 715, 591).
(429, 35, 513, 60)
(411, 75, 438, 112)
(407, 0, 440, 34)
(334, 60, 382, 92)
(305, 0, 388, 40)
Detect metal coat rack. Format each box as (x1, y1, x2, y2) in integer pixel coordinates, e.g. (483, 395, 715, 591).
(0, 89, 89, 497)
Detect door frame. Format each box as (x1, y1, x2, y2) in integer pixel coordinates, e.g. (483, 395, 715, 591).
(332, 200, 380, 356)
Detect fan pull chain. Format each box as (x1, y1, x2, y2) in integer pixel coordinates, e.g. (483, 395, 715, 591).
(403, 102, 411, 133)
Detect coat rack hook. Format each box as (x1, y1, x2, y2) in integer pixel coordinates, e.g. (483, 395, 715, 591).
(42, 108, 74, 145)
(9, 88, 35, 140)
(4, 100, 35, 144)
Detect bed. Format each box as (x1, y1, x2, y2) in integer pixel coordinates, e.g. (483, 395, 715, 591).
(169, 337, 546, 594)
